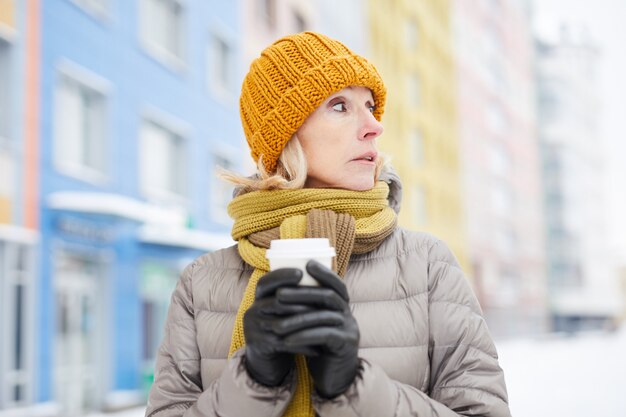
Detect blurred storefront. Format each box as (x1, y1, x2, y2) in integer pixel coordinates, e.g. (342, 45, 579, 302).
(2, 1, 624, 416)
(39, 202, 222, 415)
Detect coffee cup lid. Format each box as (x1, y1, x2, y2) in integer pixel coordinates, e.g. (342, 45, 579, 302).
(266, 238, 336, 259)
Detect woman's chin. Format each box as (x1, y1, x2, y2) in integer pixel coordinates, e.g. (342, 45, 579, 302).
(305, 173, 376, 190)
(342, 177, 376, 191)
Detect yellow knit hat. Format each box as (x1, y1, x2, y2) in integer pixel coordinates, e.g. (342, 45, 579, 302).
(240, 31, 387, 173)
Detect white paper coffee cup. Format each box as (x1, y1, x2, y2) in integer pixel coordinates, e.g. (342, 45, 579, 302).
(265, 238, 336, 286)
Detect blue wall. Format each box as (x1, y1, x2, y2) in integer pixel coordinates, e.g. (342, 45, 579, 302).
(37, 0, 242, 402)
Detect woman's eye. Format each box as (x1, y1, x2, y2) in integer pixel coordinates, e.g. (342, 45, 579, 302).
(368, 105, 377, 113)
(332, 102, 347, 112)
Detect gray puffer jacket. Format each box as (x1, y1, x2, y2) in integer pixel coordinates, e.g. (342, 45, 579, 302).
(146, 173, 511, 417)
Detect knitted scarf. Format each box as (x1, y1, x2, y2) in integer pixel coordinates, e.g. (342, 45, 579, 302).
(227, 181, 397, 417)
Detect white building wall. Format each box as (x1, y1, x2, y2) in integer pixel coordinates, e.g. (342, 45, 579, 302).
(537, 30, 621, 323)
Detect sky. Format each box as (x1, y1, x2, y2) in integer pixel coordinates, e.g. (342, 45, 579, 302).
(532, 0, 626, 261)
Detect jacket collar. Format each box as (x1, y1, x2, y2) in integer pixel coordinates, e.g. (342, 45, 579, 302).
(379, 164, 403, 215)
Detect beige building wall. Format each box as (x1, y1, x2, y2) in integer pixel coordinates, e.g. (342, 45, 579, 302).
(0, 0, 14, 223)
(0, 0, 15, 29)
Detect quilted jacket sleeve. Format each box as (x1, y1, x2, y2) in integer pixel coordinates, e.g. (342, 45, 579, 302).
(145, 262, 296, 417)
(311, 238, 511, 417)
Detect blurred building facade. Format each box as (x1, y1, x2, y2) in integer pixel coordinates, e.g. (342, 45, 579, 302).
(242, 0, 315, 66)
(2, 1, 243, 415)
(453, 0, 548, 337)
(5, 1, 623, 416)
(315, 0, 367, 53)
(0, 0, 39, 411)
(365, 0, 469, 270)
(536, 27, 622, 332)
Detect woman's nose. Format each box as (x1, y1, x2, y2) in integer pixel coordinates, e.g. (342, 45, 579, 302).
(358, 110, 384, 141)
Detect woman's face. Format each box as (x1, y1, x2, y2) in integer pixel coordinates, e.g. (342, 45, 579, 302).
(296, 86, 384, 191)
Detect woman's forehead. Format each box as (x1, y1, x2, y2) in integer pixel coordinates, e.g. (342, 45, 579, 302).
(329, 86, 375, 100)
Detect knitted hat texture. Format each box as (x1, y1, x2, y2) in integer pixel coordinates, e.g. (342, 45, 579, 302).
(240, 31, 387, 173)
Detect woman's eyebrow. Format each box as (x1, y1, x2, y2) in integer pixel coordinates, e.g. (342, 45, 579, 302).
(327, 93, 374, 106)
(327, 94, 347, 102)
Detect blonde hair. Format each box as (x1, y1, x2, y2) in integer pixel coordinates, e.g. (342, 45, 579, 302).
(219, 135, 388, 193)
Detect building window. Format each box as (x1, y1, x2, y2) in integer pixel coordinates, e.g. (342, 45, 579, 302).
(0, 145, 13, 224)
(407, 73, 420, 107)
(71, 0, 109, 17)
(0, 41, 11, 224)
(0, 241, 35, 408)
(491, 182, 513, 216)
(488, 142, 510, 177)
(408, 129, 424, 166)
(485, 101, 507, 135)
(210, 153, 236, 224)
(482, 24, 503, 58)
(140, 0, 184, 64)
(0, 41, 10, 140)
(139, 262, 178, 390)
(538, 82, 562, 124)
(54, 73, 108, 180)
(487, 0, 501, 13)
(260, 0, 276, 30)
(405, 19, 418, 50)
(207, 32, 234, 99)
(495, 226, 517, 258)
(293, 9, 307, 32)
(139, 119, 187, 201)
(411, 185, 428, 225)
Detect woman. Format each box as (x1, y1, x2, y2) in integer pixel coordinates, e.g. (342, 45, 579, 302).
(146, 31, 511, 417)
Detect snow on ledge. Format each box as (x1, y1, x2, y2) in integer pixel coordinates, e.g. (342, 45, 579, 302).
(0, 224, 39, 244)
(47, 192, 186, 226)
(138, 224, 235, 252)
(47, 192, 235, 251)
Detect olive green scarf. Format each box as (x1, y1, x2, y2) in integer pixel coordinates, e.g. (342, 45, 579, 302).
(228, 181, 397, 416)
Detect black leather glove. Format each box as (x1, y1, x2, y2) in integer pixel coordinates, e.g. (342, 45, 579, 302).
(244, 267, 350, 387)
(243, 268, 304, 387)
(277, 260, 361, 399)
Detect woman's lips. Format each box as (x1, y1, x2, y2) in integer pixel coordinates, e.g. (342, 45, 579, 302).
(351, 157, 377, 166)
(352, 152, 378, 163)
